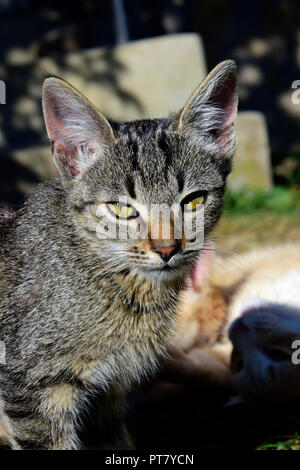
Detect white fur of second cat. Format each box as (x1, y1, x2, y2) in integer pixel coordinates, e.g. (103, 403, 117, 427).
(169, 243, 300, 404)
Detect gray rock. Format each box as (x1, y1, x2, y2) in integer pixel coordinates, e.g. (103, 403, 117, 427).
(40, 33, 207, 121)
(229, 111, 273, 191)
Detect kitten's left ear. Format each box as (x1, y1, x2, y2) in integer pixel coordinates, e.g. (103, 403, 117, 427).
(177, 60, 238, 156)
(42, 77, 115, 179)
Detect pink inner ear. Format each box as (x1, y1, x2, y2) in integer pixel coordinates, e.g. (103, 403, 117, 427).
(216, 98, 238, 155)
(190, 242, 215, 291)
(44, 99, 82, 177)
(224, 101, 238, 128)
(45, 102, 73, 144)
(54, 141, 80, 177)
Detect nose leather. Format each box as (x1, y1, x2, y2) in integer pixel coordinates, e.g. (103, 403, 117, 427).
(152, 243, 178, 262)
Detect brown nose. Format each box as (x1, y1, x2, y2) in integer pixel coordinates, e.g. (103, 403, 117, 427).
(152, 243, 178, 262)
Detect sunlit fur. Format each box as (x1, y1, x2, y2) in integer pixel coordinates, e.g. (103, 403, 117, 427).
(170, 243, 300, 404)
(0, 61, 238, 449)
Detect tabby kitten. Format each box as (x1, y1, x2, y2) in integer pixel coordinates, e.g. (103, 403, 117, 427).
(0, 60, 237, 449)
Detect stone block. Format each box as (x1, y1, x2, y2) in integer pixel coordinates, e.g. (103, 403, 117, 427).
(40, 33, 207, 121)
(229, 111, 273, 191)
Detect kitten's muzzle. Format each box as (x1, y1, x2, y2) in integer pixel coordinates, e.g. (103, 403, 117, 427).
(152, 241, 180, 262)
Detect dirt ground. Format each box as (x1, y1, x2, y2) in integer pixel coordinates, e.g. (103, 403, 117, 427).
(213, 211, 300, 253)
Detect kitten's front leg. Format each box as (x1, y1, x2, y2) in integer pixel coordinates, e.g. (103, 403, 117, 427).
(1, 386, 82, 450)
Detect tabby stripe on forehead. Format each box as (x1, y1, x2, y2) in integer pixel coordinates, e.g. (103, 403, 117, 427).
(177, 171, 185, 193)
(128, 137, 139, 173)
(128, 137, 148, 185)
(157, 134, 171, 165)
(125, 176, 136, 199)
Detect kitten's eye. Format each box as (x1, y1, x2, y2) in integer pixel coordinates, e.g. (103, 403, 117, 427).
(182, 191, 207, 212)
(107, 203, 139, 219)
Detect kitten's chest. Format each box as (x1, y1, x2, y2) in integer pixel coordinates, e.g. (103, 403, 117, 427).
(71, 292, 177, 389)
(72, 315, 174, 389)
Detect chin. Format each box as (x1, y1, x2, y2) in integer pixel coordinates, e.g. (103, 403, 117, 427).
(144, 269, 183, 284)
(139, 260, 190, 283)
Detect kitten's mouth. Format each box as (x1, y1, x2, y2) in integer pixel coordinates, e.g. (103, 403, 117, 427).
(144, 263, 175, 273)
(141, 261, 184, 278)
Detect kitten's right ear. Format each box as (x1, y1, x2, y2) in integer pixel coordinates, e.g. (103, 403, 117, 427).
(177, 60, 238, 157)
(42, 77, 115, 179)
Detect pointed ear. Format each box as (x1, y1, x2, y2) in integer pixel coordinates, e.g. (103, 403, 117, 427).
(42, 77, 115, 178)
(177, 60, 238, 157)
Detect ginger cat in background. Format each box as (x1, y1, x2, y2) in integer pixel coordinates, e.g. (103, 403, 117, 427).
(168, 243, 300, 404)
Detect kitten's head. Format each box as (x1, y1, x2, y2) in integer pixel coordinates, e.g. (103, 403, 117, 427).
(42, 60, 238, 281)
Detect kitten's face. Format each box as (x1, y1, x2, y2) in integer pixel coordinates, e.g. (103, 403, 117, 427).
(69, 121, 230, 278)
(42, 60, 238, 280)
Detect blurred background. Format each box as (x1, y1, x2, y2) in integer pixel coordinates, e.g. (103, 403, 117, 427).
(0, 3, 299, 182)
(0, 0, 299, 251)
(0, 0, 300, 450)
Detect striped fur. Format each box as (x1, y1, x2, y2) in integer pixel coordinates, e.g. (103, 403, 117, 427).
(0, 60, 237, 449)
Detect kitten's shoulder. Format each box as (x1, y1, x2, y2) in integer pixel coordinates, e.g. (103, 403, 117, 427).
(24, 178, 66, 211)
(14, 179, 68, 228)
(0, 179, 67, 244)
(0, 207, 16, 224)
(0, 206, 18, 245)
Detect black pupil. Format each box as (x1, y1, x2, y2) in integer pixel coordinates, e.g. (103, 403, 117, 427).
(181, 191, 207, 208)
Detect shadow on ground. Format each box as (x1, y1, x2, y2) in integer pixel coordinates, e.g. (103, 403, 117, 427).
(126, 372, 300, 449)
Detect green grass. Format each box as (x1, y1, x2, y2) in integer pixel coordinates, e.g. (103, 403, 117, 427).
(257, 433, 300, 450)
(224, 185, 300, 216)
(213, 189, 300, 252)
(256, 418, 300, 450)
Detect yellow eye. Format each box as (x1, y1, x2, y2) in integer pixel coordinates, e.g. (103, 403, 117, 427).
(184, 193, 206, 211)
(107, 203, 138, 219)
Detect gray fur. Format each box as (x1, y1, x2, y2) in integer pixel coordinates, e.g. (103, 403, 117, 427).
(0, 60, 237, 449)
